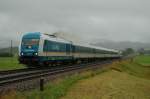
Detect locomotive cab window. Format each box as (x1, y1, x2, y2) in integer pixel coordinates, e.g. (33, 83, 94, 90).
(22, 39, 39, 46)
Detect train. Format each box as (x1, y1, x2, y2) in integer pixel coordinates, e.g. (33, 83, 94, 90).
(18, 32, 122, 67)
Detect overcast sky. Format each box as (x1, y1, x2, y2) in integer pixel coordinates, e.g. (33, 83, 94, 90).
(0, 0, 150, 42)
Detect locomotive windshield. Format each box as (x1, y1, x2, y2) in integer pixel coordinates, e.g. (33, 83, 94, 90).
(22, 39, 39, 46)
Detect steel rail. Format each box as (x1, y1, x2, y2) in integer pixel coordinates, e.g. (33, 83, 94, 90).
(0, 60, 112, 86)
(0, 68, 38, 75)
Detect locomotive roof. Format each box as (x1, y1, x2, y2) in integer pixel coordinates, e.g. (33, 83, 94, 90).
(41, 33, 71, 44)
(73, 42, 119, 53)
(23, 32, 41, 39)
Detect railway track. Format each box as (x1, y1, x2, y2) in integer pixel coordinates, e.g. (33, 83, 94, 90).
(0, 60, 113, 86)
(0, 68, 38, 75)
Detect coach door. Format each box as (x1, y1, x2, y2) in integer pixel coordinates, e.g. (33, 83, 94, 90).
(66, 44, 72, 56)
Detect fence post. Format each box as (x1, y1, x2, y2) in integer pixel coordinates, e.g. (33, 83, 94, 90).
(10, 40, 13, 57)
(40, 78, 44, 91)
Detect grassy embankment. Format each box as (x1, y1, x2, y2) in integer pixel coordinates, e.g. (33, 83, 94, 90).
(1, 55, 150, 99)
(62, 55, 150, 99)
(0, 57, 25, 71)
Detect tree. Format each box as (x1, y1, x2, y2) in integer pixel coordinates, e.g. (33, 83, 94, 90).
(122, 48, 135, 56)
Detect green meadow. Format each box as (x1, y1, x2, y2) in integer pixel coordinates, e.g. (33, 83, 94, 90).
(0, 57, 25, 71)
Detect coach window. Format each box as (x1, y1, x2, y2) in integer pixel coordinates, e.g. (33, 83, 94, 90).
(51, 42, 60, 51)
(59, 43, 66, 52)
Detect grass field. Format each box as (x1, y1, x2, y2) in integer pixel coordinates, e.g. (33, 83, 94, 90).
(134, 55, 150, 66)
(0, 57, 25, 71)
(1, 55, 150, 99)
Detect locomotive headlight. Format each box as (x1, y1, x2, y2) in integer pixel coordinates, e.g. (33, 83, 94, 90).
(34, 52, 38, 55)
(21, 53, 24, 56)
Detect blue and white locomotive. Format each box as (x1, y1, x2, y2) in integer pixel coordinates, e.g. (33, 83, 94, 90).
(19, 32, 121, 66)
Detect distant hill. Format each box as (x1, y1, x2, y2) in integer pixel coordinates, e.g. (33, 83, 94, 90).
(91, 39, 150, 50)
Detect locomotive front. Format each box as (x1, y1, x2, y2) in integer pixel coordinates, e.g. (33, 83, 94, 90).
(18, 32, 41, 65)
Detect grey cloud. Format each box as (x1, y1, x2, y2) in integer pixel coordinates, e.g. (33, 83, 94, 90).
(0, 0, 150, 43)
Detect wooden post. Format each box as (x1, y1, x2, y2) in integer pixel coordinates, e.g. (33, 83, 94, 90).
(10, 40, 13, 57)
(129, 57, 133, 63)
(40, 78, 44, 91)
